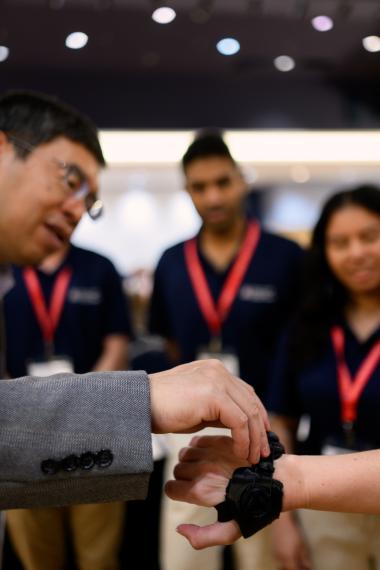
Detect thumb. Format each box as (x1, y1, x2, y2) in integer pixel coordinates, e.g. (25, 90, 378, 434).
(176, 521, 241, 549)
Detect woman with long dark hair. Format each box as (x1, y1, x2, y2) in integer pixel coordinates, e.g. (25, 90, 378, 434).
(267, 184, 380, 570)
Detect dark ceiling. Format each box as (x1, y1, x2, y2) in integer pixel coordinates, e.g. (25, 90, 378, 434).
(2, 0, 380, 129)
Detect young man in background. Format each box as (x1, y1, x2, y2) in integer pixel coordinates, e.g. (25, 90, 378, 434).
(150, 132, 303, 570)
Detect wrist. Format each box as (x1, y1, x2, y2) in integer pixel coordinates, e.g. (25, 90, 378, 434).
(274, 454, 308, 511)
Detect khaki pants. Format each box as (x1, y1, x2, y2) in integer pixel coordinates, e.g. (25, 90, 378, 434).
(7, 502, 125, 570)
(161, 431, 277, 570)
(299, 510, 380, 570)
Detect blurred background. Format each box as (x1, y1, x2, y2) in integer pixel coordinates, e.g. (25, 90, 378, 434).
(2, 0, 380, 276)
(3, 0, 380, 278)
(3, 1, 380, 568)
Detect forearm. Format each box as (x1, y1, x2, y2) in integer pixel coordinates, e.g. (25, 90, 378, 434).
(276, 451, 380, 514)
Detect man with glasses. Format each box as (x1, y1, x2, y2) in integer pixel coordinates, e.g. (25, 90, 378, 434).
(0, 91, 270, 515)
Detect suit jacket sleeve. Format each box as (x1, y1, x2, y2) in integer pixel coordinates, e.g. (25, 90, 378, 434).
(0, 370, 153, 509)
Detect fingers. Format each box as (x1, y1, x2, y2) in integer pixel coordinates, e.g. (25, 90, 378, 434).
(299, 546, 311, 570)
(180, 436, 233, 457)
(151, 359, 270, 462)
(231, 377, 270, 462)
(278, 557, 311, 570)
(176, 521, 241, 549)
(171, 438, 249, 510)
(177, 436, 251, 485)
(166, 464, 228, 507)
(165, 479, 210, 506)
(212, 391, 251, 462)
(190, 360, 269, 461)
(173, 456, 232, 483)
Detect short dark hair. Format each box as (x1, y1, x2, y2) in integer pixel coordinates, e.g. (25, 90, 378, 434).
(182, 130, 236, 172)
(0, 90, 105, 166)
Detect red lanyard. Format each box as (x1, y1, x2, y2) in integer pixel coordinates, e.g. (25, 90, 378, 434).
(23, 266, 72, 345)
(330, 325, 380, 425)
(184, 221, 261, 337)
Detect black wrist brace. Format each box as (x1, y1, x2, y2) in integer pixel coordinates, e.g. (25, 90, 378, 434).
(215, 431, 284, 538)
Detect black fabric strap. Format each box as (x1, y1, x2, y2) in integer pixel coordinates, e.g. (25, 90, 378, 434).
(215, 431, 284, 538)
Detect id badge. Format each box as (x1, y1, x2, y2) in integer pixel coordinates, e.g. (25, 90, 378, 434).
(27, 357, 74, 377)
(197, 347, 240, 376)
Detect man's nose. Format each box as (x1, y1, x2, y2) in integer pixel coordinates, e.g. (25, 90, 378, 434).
(61, 194, 85, 224)
(205, 185, 223, 205)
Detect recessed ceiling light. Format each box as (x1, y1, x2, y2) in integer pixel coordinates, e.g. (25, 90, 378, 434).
(65, 32, 88, 50)
(362, 35, 380, 53)
(311, 15, 334, 32)
(0, 46, 9, 62)
(152, 7, 176, 24)
(216, 38, 240, 56)
(274, 55, 295, 72)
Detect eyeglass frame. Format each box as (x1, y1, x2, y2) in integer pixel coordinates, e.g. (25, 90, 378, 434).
(5, 134, 104, 220)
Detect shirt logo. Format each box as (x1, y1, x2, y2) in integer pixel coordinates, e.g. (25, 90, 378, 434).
(68, 287, 102, 305)
(239, 284, 277, 303)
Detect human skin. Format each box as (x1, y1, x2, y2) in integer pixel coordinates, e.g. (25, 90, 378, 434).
(0, 133, 99, 265)
(166, 435, 380, 549)
(184, 156, 247, 235)
(149, 360, 270, 464)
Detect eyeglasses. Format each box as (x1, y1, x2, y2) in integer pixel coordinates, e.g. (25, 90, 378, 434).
(7, 134, 104, 220)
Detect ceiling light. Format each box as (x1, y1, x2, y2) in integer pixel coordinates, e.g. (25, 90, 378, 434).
(65, 32, 88, 50)
(0, 46, 9, 62)
(274, 55, 295, 72)
(311, 15, 334, 32)
(99, 130, 380, 165)
(216, 38, 240, 56)
(152, 7, 176, 24)
(362, 35, 380, 53)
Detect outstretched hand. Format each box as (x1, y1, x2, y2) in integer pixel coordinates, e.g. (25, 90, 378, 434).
(165, 435, 246, 548)
(149, 360, 270, 464)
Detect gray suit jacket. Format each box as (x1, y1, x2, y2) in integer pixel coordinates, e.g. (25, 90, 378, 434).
(0, 370, 153, 509)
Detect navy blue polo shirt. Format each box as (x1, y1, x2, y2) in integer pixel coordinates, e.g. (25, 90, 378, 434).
(149, 228, 303, 397)
(267, 322, 380, 452)
(4, 245, 132, 376)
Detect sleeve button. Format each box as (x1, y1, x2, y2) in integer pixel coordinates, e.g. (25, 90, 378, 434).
(61, 454, 79, 472)
(41, 459, 59, 475)
(95, 449, 113, 468)
(79, 452, 96, 470)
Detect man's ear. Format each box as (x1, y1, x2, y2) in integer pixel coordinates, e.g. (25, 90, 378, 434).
(0, 131, 7, 148)
(0, 131, 10, 161)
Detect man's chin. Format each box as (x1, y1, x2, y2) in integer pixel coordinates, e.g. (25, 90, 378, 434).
(206, 219, 233, 233)
(16, 245, 58, 266)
